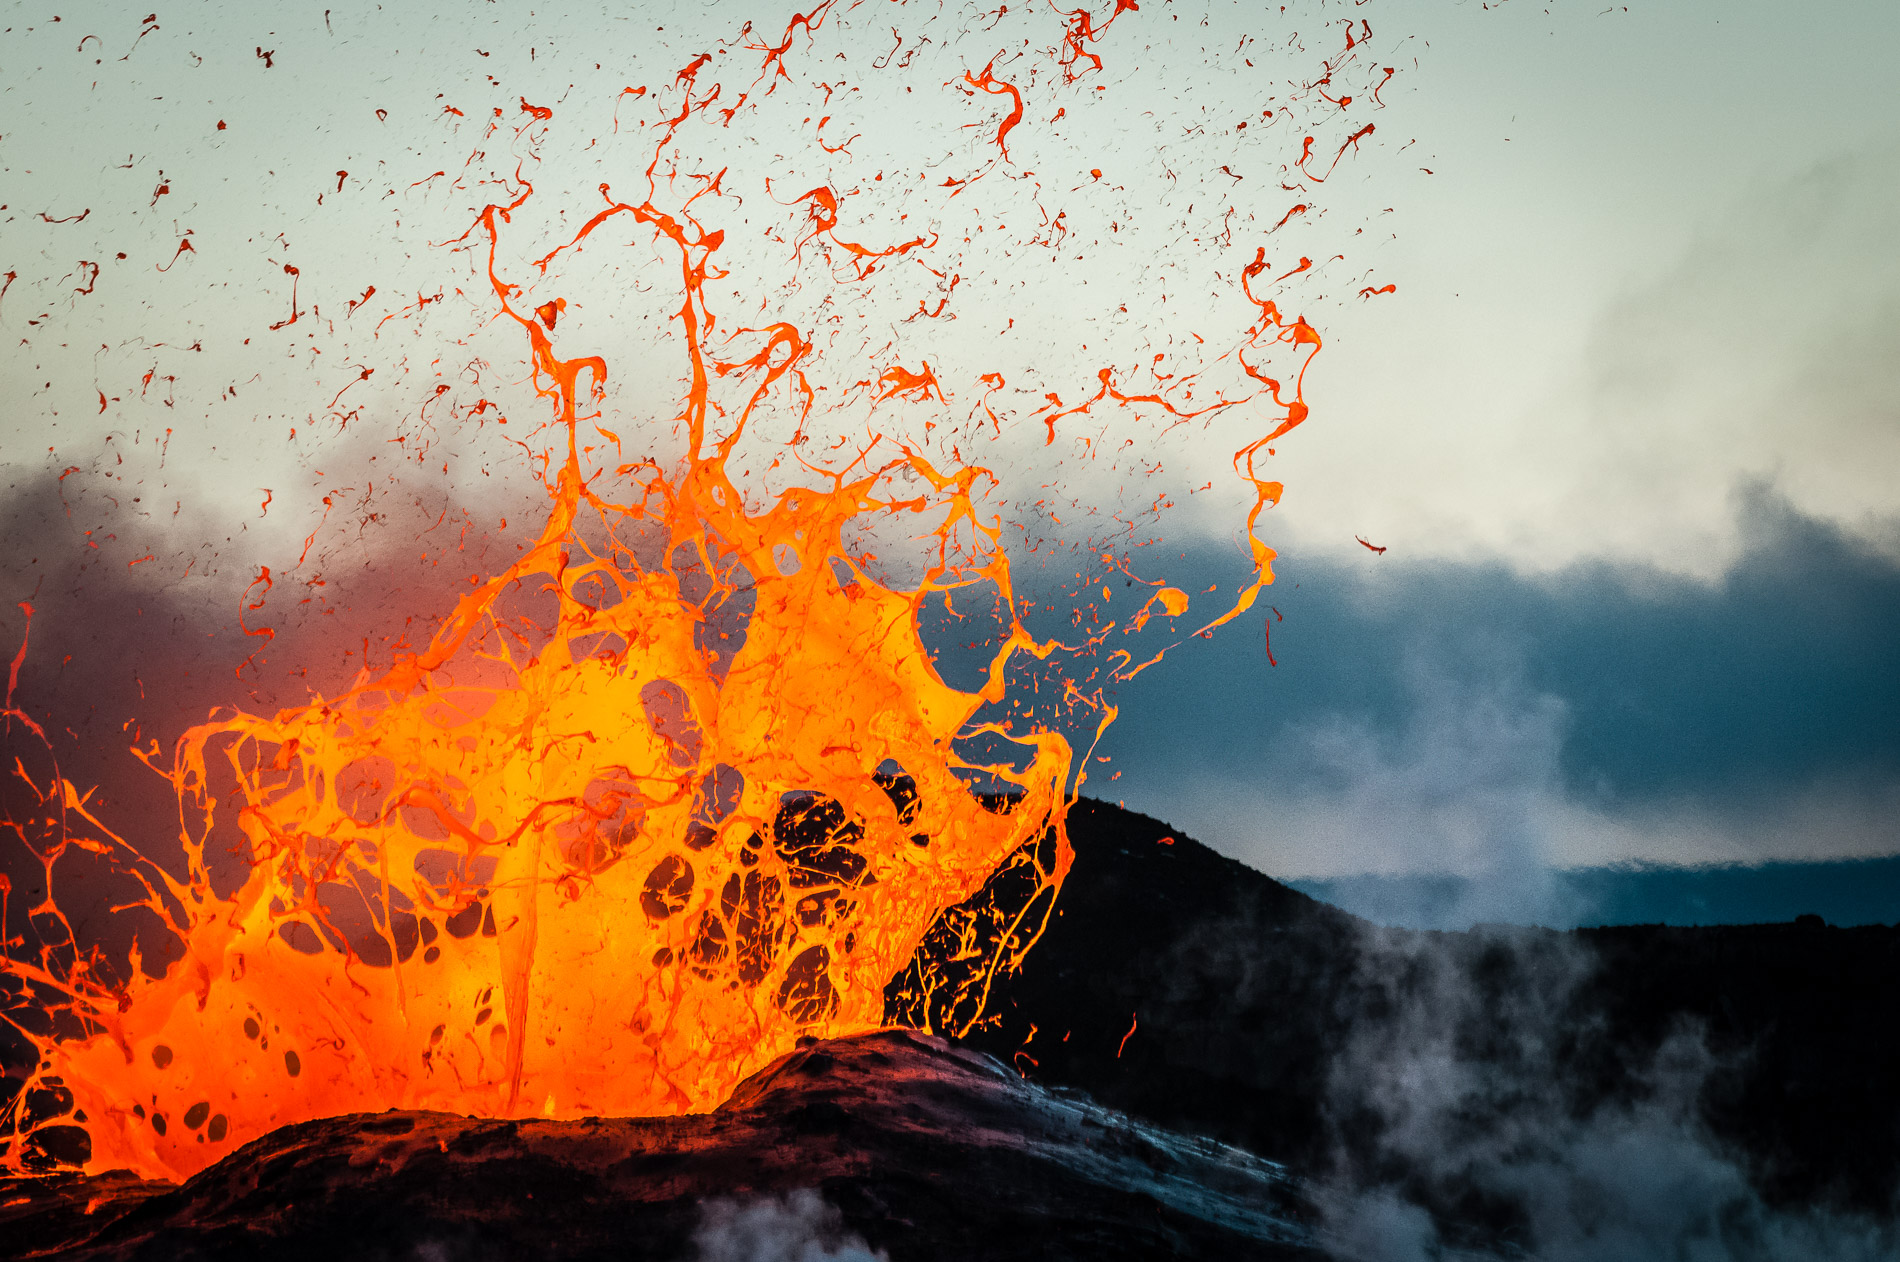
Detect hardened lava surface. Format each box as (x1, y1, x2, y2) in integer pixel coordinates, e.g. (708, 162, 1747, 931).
(0, 1028, 1320, 1261)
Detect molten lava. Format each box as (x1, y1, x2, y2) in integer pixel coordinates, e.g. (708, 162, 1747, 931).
(4, 135, 1088, 1184)
(1, 0, 1379, 1183)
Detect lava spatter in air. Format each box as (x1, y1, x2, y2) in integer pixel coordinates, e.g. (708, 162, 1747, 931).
(3, 1, 1399, 1181)
(0, 108, 1079, 1182)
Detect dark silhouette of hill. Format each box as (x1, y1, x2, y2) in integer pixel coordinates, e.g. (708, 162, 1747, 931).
(0, 1031, 1320, 1261)
(955, 799, 1900, 1239)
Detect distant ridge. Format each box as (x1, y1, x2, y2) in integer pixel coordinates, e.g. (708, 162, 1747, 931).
(1290, 855, 1900, 931)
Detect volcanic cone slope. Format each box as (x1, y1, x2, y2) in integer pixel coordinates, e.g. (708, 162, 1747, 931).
(0, 1029, 1320, 1261)
(964, 798, 1900, 1230)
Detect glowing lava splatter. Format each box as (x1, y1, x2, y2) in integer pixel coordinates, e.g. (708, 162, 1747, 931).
(2, 0, 1394, 1181)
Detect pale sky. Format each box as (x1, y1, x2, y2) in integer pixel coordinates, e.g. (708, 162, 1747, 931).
(7, 1, 1895, 572)
(1270, 0, 1900, 578)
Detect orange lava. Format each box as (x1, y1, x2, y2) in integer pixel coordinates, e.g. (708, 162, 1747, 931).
(3, 116, 1089, 1186)
(0, 0, 1385, 1183)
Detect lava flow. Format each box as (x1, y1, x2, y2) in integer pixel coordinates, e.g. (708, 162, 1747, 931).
(2, 0, 1366, 1184)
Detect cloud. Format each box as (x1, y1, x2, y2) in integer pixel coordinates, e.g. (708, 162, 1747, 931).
(690, 1189, 887, 1262)
(1559, 143, 1900, 574)
(1316, 928, 1899, 1261)
(1235, 648, 1567, 879)
(1168, 660, 1900, 880)
(1089, 485, 1900, 901)
(1252, 137, 1900, 579)
(1169, 647, 1589, 927)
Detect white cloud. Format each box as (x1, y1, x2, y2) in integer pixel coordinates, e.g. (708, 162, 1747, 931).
(1254, 137, 1900, 580)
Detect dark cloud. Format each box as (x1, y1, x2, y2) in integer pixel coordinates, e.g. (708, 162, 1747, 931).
(1532, 485, 1900, 803)
(1086, 483, 1900, 888)
(7, 465, 1895, 958)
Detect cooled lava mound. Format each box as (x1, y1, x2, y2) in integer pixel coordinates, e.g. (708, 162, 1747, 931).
(0, 1029, 1317, 1261)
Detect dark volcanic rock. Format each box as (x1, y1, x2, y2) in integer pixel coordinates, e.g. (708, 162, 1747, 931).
(954, 800, 1368, 1172)
(0, 1030, 1320, 1261)
(961, 799, 1900, 1225)
(1576, 920, 1900, 1209)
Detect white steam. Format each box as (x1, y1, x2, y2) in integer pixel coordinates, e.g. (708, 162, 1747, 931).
(690, 1189, 888, 1262)
(1319, 929, 1899, 1261)
(1155, 641, 1899, 925)
(1173, 645, 1582, 928)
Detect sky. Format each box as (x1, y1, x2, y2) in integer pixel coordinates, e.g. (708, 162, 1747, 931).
(3, 0, 1897, 928)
